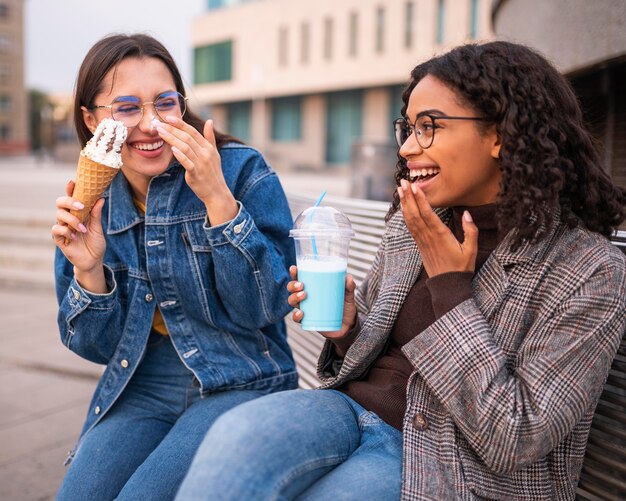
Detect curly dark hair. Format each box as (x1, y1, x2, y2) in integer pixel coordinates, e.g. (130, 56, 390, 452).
(388, 41, 626, 247)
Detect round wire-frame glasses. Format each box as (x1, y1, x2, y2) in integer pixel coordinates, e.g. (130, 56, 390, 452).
(393, 114, 487, 149)
(90, 91, 189, 127)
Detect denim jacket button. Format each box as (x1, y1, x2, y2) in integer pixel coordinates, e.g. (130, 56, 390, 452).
(145, 293, 154, 302)
(94, 406, 101, 415)
(120, 359, 129, 368)
(233, 222, 244, 234)
(73, 290, 80, 300)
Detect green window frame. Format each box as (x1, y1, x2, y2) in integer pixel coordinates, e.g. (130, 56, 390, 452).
(227, 101, 251, 142)
(194, 41, 232, 84)
(272, 96, 302, 141)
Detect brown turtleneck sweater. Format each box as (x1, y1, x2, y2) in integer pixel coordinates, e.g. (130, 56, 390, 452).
(338, 204, 504, 430)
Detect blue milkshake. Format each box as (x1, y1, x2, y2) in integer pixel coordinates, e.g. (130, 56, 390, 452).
(290, 205, 354, 332)
(297, 258, 347, 331)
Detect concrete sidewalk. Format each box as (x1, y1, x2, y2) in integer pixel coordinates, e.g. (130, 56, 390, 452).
(0, 155, 350, 500)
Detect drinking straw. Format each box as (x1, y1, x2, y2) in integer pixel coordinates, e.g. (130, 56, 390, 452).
(311, 191, 326, 258)
(314, 191, 327, 207)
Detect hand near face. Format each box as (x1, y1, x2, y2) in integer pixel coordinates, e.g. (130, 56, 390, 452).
(156, 117, 238, 225)
(398, 179, 478, 277)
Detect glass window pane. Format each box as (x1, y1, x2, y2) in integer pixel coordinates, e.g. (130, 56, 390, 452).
(470, 0, 479, 39)
(405, 2, 414, 48)
(436, 0, 445, 44)
(376, 7, 385, 53)
(349, 12, 358, 57)
(301, 23, 310, 64)
(324, 17, 333, 60)
(326, 90, 363, 164)
(227, 101, 251, 142)
(272, 96, 302, 141)
(194, 41, 232, 84)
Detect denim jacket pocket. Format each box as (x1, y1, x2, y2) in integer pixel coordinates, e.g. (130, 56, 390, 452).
(182, 221, 217, 326)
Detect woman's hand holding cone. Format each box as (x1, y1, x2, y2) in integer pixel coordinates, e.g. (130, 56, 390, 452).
(52, 179, 108, 292)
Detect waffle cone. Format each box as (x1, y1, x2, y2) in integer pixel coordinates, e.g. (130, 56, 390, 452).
(70, 155, 119, 223)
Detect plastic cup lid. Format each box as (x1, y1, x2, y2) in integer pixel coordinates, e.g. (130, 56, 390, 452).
(289, 206, 355, 238)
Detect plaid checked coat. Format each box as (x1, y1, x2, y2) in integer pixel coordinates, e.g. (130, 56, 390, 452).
(317, 209, 626, 500)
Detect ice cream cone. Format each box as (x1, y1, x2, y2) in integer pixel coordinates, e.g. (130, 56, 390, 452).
(63, 118, 127, 245)
(70, 155, 119, 222)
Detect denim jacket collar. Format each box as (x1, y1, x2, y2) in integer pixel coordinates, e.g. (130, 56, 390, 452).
(106, 163, 182, 235)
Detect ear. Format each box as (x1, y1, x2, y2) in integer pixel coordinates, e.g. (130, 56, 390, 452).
(488, 126, 501, 159)
(81, 106, 98, 134)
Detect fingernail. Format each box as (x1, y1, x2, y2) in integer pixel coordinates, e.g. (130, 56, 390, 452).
(171, 146, 181, 155)
(71, 232, 76, 240)
(165, 115, 177, 124)
(67, 179, 73, 185)
(411, 183, 417, 194)
(73, 201, 84, 210)
(156, 126, 168, 135)
(294, 282, 302, 289)
(463, 211, 473, 222)
(397, 187, 404, 198)
(296, 292, 305, 299)
(78, 223, 87, 233)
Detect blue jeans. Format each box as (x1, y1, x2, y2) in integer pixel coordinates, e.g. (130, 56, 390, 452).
(175, 389, 403, 500)
(56, 332, 269, 501)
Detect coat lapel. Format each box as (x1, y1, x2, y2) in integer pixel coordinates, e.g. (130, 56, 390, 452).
(342, 209, 452, 376)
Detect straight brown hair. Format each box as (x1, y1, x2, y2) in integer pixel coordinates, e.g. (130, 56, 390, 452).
(73, 33, 240, 148)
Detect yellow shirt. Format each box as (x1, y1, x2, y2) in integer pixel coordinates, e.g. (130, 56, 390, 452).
(133, 198, 169, 336)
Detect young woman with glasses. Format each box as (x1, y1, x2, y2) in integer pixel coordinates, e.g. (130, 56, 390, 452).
(176, 41, 626, 500)
(51, 34, 298, 500)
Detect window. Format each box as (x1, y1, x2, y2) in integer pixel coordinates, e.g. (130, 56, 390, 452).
(278, 27, 288, 67)
(194, 41, 233, 84)
(227, 101, 251, 142)
(348, 12, 358, 57)
(326, 90, 363, 164)
(405, 2, 414, 48)
(0, 34, 10, 54)
(0, 95, 10, 112)
(375, 7, 385, 53)
(436, 0, 445, 44)
(469, 0, 479, 39)
(300, 23, 310, 64)
(323, 17, 333, 61)
(272, 96, 302, 141)
(389, 85, 405, 140)
(0, 64, 9, 85)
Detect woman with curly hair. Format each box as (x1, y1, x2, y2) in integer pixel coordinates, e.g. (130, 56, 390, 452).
(176, 41, 626, 500)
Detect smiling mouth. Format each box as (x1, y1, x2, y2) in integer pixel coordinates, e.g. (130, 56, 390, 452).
(409, 168, 440, 182)
(131, 140, 164, 151)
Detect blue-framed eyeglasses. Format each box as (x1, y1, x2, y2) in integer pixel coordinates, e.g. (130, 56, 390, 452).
(89, 91, 188, 127)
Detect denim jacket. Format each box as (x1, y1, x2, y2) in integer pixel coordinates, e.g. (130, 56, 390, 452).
(55, 144, 298, 450)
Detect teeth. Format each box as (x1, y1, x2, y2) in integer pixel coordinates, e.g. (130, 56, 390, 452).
(409, 167, 440, 180)
(134, 141, 164, 151)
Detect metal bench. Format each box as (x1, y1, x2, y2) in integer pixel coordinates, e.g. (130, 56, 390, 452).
(285, 191, 626, 501)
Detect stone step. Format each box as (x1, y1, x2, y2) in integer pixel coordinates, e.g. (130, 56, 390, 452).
(0, 207, 53, 229)
(0, 224, 55, 247)
(0, 243, 55, 271)
(0, 267, 55, 291)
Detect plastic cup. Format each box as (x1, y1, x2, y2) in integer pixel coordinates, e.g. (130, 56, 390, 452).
(289, 206, 354, 331)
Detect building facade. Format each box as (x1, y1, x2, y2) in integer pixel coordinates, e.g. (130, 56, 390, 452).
(493, 0, 626, 231)
(191, 0, 493, 173)
(0, 0, 27, 154)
